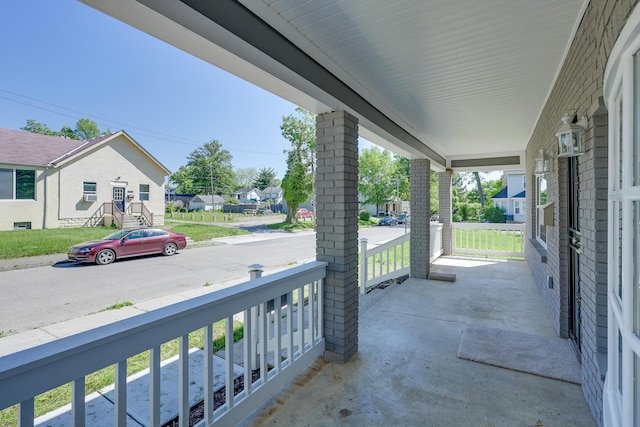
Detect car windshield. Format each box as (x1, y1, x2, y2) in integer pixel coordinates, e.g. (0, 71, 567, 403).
(103, 230, 130, 240)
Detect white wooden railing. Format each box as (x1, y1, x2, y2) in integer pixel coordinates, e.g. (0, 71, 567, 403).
(451, 222, 525, 257)
(0, 262, 326, 427)
(359, 223, 443, 293)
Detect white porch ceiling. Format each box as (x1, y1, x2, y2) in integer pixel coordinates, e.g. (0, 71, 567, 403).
(80, 0, 588, 170)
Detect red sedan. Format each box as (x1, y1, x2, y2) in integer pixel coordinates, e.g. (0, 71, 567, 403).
(296, 208, 313, 217)
(68, 228, 187, 265)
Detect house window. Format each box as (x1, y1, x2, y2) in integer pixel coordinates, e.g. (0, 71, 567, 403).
(523, 176, 526, 189)
(0, 168, 35, 200)
(13, 222, 31, 230)
(83, 182, 97, 195)
(536, 175, 547, 245)
(604, 14, 640, 424)
(514, 201, 521, 215)
(139, 184, 150, 201)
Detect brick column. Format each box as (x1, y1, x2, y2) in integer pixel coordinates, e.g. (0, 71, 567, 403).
(410, 159, 431, 279)
(316, 111, 359, 362)
(439, 170, 453, 255)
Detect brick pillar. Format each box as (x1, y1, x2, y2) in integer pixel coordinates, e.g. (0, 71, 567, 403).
(439, 170, 453, 255)
(316, 110, 359, 362)
(410, 159, 431, 279)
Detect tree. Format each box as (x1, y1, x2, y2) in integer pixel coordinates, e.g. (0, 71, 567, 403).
(170, 140, 235, 195)
(252, 167, 277, 190)
(235, 167, 257, 189)
(73, 118, 102, 140)
(359, 147, 395, 214)
(392, 156, 411, 201)
(21, 118, 106, 140)
(280, 108, 316, 222)
(21, 119, 55, 136)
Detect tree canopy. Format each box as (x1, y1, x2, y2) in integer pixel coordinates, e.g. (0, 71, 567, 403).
(21, 118, 106, 140)
(252, 167, 277, 190)
(170, 140, 235, 195)
(234, 167, 257, 189)
(358, 147, 396, 213)
(280, 107, 315, 222)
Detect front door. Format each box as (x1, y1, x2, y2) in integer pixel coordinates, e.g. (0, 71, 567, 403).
(113, 187, 125, 212)
(567, 156, 581, 354)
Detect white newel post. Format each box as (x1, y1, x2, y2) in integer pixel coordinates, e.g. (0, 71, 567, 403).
(360, 238, 368, 294)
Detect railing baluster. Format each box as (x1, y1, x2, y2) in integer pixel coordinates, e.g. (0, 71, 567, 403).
(260, 302, 268, 382)
(275, 296, 282, 372)
(149, 345, 161, 427)
(178, 335, 189, 427)
(115, 360, 127, 426)
(243, 308, 253, 396)
(225, 316, 235, 408)
(309, 285, 315, 345)
(298, 286, 305, 353)
(72, 377, 85, 426)
(287, 292, 294, 362)
(204, 325, 214, 424)
(317, 279, 324, 341)
(18, 398, 34, 427)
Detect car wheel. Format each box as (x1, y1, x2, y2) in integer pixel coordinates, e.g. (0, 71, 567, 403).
(95, 249, 115, 265)
(163, 242, 178, 256)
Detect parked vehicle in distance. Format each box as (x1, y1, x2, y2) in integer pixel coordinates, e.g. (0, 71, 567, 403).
(430, 214, 440, 222)
(68, 228, 187, 265)
(378, 216, 398, 226)
(296, 208, 313, 217)
(397, 213, 410, 224)
(258, 208, 273, 215)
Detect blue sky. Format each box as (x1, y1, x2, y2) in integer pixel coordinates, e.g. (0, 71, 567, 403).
(0, 0, 315, 180)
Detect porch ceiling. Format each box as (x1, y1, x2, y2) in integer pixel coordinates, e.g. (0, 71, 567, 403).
(80, 0, 588, 170)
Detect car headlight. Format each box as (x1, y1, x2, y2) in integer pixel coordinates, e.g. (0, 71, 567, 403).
(77, 247, 95, 254)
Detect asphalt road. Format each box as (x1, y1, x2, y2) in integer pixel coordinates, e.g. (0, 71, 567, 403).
(0, 226, 406, 334)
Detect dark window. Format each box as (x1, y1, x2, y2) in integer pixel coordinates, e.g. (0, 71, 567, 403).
(0, 168, 35, 200)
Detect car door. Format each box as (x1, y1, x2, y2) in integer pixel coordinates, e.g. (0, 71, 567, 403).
(118, 229, 150, 257)
(145, 229, 169, 252)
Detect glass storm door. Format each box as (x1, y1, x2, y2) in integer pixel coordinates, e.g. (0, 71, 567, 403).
(113, 187, 125, 212)
(568, 156, 581, 354)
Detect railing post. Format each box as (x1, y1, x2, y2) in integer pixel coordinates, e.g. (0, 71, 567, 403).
(248, 264, 263, 370)
(360, 238, 368, 294)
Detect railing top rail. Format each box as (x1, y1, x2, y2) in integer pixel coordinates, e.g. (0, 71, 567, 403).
(452, 222, 525, 230)
(0, 261, 328, 409)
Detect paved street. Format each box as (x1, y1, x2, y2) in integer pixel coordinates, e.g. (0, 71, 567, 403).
(0, 226, 406, 334)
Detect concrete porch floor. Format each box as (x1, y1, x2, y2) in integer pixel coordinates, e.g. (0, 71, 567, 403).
(240, 256, 596, 427)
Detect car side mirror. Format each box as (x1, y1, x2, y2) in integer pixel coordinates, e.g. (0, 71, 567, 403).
(120, 238, 127, 245)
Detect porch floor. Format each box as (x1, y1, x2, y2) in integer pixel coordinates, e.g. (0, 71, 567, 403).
(240, 256, 596, 426)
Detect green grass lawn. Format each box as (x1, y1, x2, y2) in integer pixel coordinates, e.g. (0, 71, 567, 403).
(165, 211, 285, 223)
(0, 223, 249, 260)
(453, 228, 524, 254)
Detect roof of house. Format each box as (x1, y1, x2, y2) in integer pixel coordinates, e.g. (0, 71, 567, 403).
(491, 187, 508, 199)
(0, 128, 170, 174)
(235, 187, 260, 195)
(191, 195, 225, 204)
(512, 190, 526, 198)
(262, 186, 282, 193)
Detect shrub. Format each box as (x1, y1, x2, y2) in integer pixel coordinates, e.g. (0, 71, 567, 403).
(225, 197, 239, 204)
(359, 210, 371, 221)
(481, 206, 506, 223)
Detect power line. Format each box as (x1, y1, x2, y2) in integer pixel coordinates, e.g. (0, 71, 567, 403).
(0, 88, 287, 155)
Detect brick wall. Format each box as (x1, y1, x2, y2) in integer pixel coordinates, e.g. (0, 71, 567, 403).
(524, 1, 639, 424)
(315, 110, 360, 362)
(410, 159, 430, 279)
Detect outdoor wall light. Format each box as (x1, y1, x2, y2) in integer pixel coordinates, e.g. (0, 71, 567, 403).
(556, 113, 587, 157)
(534, 148, 551, 176)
